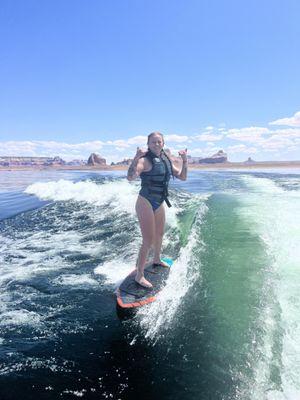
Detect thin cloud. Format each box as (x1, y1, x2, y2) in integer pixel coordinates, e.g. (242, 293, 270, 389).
(0, 140, 104, 159)
(165, 134, 189, 143)
(259, 135, 293, 150)
(227, 127, 270, 142)
(269, 111, 300, 127)
(127, 135, 147, 145)
(189, 148, 206, 156)
(106, 140, 129, 148)
(194, 133, 223, 142)
(1, 111, 300, 162)
(271, 128, 300, 139)
(227, 144, 257, 154)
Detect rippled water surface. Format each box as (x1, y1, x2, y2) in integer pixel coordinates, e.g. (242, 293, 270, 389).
(0, 168, 299, 400)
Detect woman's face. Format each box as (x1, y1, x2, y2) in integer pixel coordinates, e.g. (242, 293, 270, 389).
(148, 134, 164, 155)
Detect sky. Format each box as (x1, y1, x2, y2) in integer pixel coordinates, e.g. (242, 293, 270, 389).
(0, 0, 299, 162)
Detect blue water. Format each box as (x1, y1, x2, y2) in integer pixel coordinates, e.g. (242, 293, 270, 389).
(0, 168, 300, 400)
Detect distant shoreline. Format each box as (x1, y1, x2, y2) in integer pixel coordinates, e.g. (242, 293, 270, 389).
(1, 161, 300, 172)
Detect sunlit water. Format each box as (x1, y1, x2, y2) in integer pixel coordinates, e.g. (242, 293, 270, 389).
(0, 168, 299, 400)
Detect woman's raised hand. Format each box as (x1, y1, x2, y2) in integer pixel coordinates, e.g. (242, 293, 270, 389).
(178, 148, 188, 162)
(134, 147, 147, 161)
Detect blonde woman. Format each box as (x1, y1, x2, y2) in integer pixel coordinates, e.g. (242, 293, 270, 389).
(127, 132, 188, 288)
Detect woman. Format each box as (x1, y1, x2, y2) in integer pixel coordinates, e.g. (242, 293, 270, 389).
(127, 132, 188, 288)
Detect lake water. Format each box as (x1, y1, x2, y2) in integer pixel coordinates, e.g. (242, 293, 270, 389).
(0, 168, 299, 400)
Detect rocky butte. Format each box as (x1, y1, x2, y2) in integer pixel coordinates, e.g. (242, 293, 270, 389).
(188, 150, 228, 164)
(1, 151, 299, 170)
(87, 153, 106, 166)
(111, 159, 132, 166)
(0, 156, 65, 167)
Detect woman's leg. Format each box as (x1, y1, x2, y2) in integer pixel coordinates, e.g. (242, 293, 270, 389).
(152, 203, 168, 266)
(135, 195, 155, 287)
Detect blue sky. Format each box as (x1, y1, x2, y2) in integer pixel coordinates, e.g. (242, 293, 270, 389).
(0, 0, 299, 162)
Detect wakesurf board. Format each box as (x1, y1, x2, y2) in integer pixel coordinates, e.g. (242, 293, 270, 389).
(116, 258, 173, 318)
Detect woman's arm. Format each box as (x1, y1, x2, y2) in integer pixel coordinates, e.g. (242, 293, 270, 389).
(127, 147, 147, 181)
(172, 149, 188, 181)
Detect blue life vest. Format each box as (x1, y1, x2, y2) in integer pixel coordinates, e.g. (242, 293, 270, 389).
(139, 150, 173, 207)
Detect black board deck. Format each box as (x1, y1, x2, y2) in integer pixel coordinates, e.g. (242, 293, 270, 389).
(116, 258, 173, 316)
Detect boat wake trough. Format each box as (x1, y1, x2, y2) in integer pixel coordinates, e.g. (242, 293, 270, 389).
(236, 175, 300, 400)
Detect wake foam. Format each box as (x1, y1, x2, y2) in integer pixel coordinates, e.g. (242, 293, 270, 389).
(94, 258, 135, 287)
(136, 201, 208, 342)
(25, 179, 138, 215)
(239, 175, 300, 400)
(1, 178, 199, 353)
(25, 178, 181, 226)
(0, 310, 43, 327)
(52, 274, 99, 287)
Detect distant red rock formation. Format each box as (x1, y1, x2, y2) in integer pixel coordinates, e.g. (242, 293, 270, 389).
(244, 157, 255, 164)
(188, 150, 228, 164)
(111, 158, 132, 166)
(0, 156, 65, 166)
(87, 153, 106, 166)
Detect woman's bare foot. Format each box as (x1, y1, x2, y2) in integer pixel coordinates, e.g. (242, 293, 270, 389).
(135, 274, 153, 288)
